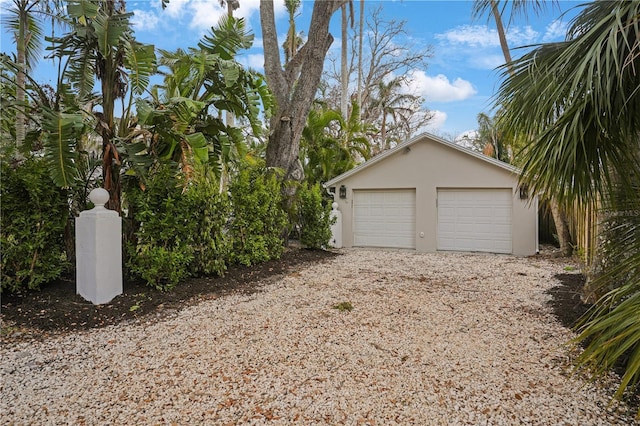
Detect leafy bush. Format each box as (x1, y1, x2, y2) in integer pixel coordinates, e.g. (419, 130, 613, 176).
(187, 172, 230, 276)
(125, 165, 229, 290)
(298, 183, 334, 249)
(228, 162, 287, 266)
(1, 158, 69, 293)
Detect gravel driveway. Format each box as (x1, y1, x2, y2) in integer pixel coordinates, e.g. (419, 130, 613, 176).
(1, 249, 637, 425)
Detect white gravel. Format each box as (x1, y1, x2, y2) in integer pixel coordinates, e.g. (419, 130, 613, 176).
(1, 249, 637, 425)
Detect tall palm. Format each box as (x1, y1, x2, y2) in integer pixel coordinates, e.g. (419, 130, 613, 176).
(472, 0, 572, 256)
(356, 0, 363, 120)
(2, 0, 64, 149)
(496, 1, 640, 408)
(472, 0, 554, 75)
(370, 77, 415, 152)
(218, 0, 239, 17)
(340, 1, 353, 119)
(282, 0, 302, 63)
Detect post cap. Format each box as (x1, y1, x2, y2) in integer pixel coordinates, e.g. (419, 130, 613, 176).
(89, 188, 110, 209)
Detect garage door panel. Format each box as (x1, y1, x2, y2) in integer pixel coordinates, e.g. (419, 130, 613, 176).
(353, 190, 416, 249)
(437, 189, 512, 254)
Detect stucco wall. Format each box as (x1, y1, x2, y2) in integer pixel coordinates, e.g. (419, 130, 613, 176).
(328, 136, 538, 256)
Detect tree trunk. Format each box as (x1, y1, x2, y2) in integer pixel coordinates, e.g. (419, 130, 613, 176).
(15, 4, 28, 149)
(487, 0, 573, 256)
(260, 0, 346, 188)
(340, 4, 348, 119)
(550, 198, 573, 257)
(357, 0, 364, 120)
(490, 0, 513, 66)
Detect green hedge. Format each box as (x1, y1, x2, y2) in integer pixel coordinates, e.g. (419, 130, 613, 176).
(1, 158, 69, 292)
(125, 166, 229, 290)
(298, 183, 334, 249)
(228, 162, 287, 266)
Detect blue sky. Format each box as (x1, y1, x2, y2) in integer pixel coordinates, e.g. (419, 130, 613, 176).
(1, 0, 582, 138)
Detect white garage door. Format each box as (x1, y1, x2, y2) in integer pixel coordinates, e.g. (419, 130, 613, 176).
(437, 189, 512, 254)
(353, 190, 416, 249)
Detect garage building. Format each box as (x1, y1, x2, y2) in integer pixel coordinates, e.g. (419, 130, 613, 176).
(324, 133, 538, 256)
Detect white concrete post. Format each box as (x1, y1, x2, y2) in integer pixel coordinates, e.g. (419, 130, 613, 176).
(76, 188, 122, 304)
(330, 202, 342, 248)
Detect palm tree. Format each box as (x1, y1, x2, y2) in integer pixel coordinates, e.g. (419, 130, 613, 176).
(356, 0, 364, 120)
(370, 77, 416, 152)
(340, 1, 353, 119)
(2, 0, 64, 149)
(495, 0, 640, 409)
(301, 100, 371, 185)
(282, 0, 302, 64)
(141, 15, 272, 182)
(472, 112, 523, 164)
(218, 0, 239, 17)
(47, 0, 156, 212)
(472, 0, 572, 256)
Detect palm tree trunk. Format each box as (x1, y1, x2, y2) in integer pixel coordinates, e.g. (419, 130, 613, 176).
(357, 0, 364, 120)
(340, 4, 348, 119)
(487, 0, 573, 256)
(490, 0, 513, 66)
(15, 4, 28, 149)
(549, 196, 573, 256)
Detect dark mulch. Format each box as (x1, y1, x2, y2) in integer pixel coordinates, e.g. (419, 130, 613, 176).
(545, 272, 591, 330)
(1, 248, 339, 343)
(0, 248, 596, 344)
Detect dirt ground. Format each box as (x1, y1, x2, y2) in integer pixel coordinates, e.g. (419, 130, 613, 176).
(0, 248, 339, 343)
(1, 247, 589, 344)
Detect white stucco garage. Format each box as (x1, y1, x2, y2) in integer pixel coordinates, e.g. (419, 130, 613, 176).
(324, 133, 538, 256)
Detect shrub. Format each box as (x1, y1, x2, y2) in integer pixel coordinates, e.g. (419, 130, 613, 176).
(125, 165, 229, 290)
(1, 158, 69, 293)
(228, 162, 287, 266)
(187, 172, 230, 276)
(298, 183, 334, 249)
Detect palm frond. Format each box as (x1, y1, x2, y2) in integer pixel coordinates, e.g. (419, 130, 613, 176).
(124, 40, 156, 96)
(496, 0, 640, 205)
(199, 15, 253, 60)
(93, 10, 132, 57)
(66, 0, 99, 22)
(42, 109, 83, 188)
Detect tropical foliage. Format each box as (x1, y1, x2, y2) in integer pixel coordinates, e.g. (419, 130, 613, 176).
(43, 0, 156, 211)
(495, 0, 640, 407)
(125, 165, 230, 290)
(1, 157, 69, 292)
(138, 15, 272, 182)
(300, 100, 371, 186)
(228, 161, 288, 266)
(297, 182, 334, 249)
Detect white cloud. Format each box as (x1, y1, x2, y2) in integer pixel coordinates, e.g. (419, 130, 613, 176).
(543, 19, 568, 42)
(162, 0, 191, 19)
(436, 24, 539, 49)
(471, 53, 506, 70)
(507, 25, 539, 46)
(189, 0, 226, 31)
(436, 25, 498, 48)
(131, 9, 160, 32)
(155, 0, 262, 33)
(406, 70, 477, 102)
(239, 53, 264, 71)
(424, 110, 447, 132)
